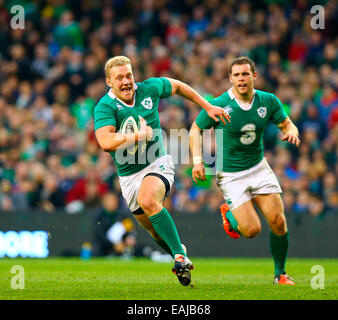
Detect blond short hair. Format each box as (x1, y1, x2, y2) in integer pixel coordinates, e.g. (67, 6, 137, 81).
(105, 56, 131, 77)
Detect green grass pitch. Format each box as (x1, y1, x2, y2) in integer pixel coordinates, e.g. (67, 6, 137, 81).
(0, 257, 337, 300)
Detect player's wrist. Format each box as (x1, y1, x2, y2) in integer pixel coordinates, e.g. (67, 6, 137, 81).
(193, 155, 203, 165)
(203, 103, 213, 112)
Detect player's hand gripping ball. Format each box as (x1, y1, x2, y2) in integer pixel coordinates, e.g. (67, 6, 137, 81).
(120, 115, 150, 154)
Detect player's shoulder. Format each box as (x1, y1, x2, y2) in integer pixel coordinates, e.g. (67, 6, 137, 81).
(209, 90, 231, 106)
(94, 92, 116, 111)
(255, 89, 279, 102)
(136, 77, 169, 91)
(137, 77, 172, 98)
(138, 77, 167, 89)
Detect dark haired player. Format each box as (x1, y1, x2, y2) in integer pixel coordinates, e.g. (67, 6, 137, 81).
(190, 57, 300, 285)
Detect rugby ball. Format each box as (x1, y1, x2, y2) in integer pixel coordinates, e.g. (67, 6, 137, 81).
(120, 115, 139, 135)
(120, 115, 146, 155)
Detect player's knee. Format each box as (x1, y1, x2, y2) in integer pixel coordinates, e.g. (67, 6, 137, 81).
(242, 224, 261, 238)
(137, 196, 161, 215)
(270, 214, 287, 235)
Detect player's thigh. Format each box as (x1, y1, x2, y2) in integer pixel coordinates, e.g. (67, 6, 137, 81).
(137, 175, 166, 213)
(232, 200, 262, 238)
(253, 193, 287, 235)
(134, 213, 161, 240)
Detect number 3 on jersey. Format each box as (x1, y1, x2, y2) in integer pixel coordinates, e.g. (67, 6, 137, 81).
(240, 123, 256, 145)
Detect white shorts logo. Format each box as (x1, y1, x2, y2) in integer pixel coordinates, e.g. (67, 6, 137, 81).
(141, 97, 153, 109)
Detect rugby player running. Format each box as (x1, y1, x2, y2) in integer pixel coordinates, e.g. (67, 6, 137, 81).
(190, 56, 300, 285)
(94, 56, 230, 286)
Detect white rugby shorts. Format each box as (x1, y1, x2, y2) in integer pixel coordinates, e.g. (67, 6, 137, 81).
(119, 155, 175, 212)
(216, 157, 282, 210)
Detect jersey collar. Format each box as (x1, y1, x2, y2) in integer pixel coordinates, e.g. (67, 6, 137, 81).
(108, 83, 138, 108)
(228, 87, 256, 111)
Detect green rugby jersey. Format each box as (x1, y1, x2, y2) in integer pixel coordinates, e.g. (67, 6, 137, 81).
(94, 77, 172, 176)
(195, 88, 287, 172)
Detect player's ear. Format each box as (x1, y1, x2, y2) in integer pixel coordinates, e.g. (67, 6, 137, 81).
(105, 77, 112, 88)
(229, 74, 233, 83)
(253, 72, 257, 80)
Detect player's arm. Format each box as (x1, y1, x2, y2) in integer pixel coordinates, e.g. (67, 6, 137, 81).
(189, 121, 207, 183)
(95, 118, 152, 152)
(165, 78, 230, 125)
(277, 116, 301, 147)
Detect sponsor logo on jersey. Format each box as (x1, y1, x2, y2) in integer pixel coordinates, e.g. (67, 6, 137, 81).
(223, 105, 233, 114)
(257, 107, 267, 118)
(141, 97, 153, 109)
(116, 104, 124, 110)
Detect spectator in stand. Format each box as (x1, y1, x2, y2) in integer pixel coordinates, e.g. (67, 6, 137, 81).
(93, 191, 136, 257)
(53, 10, 84, 51)
(39, 173, 65, 211)
(65, 165, 108, 213)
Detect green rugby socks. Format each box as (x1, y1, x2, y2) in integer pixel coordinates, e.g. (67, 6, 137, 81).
(269, 231, 289, 276)
(149, 208, 186, 257)
(226, 210, 240, 234)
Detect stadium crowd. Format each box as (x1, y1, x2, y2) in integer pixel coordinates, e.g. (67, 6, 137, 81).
(0, 0, 337, 226)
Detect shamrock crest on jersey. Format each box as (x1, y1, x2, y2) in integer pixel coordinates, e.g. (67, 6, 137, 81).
(141, 97, 153, 109)
(257, 107, 267, 118)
